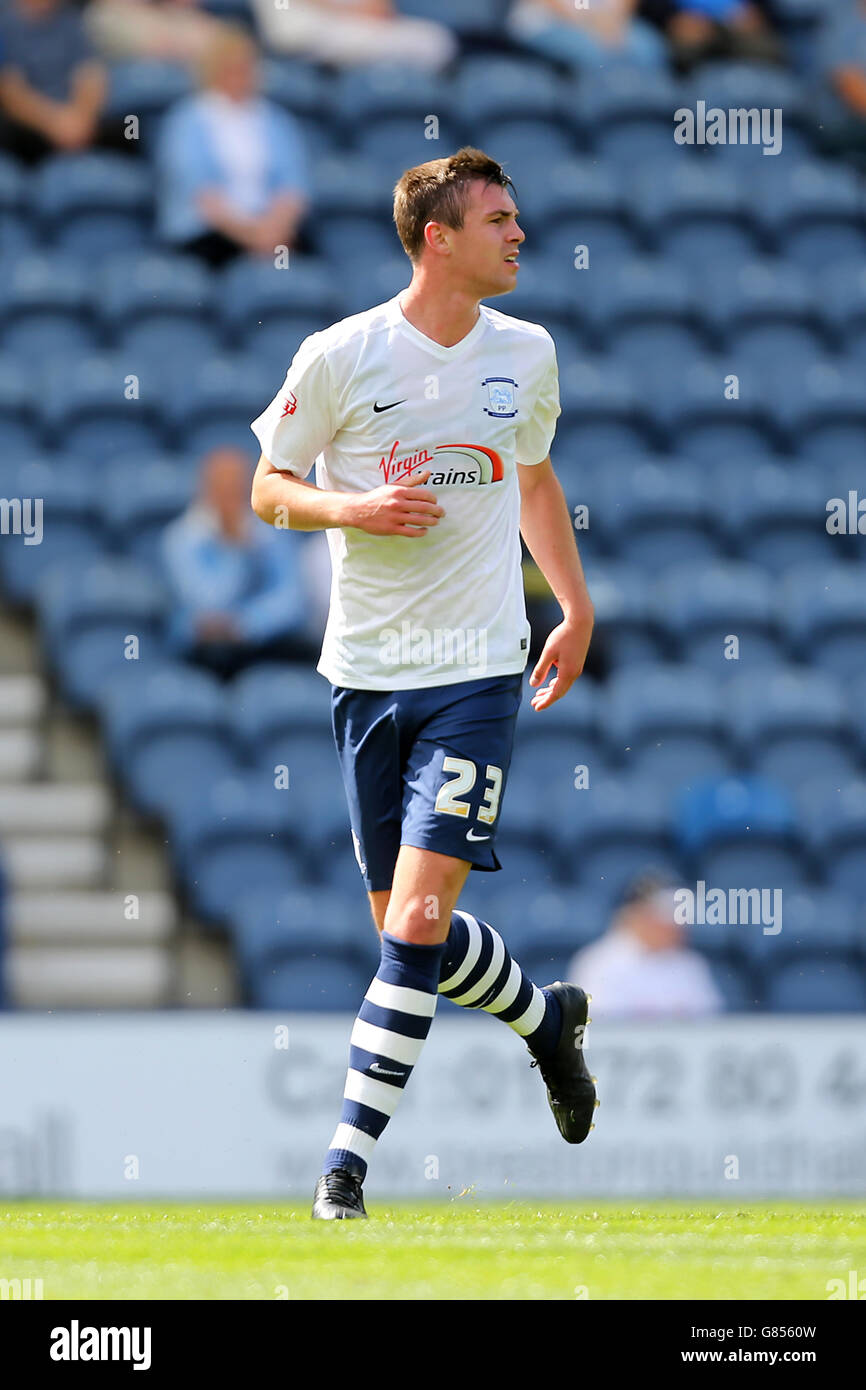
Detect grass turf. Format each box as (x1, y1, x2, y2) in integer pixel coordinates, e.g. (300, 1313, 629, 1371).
(1, 1201, 864, 1300)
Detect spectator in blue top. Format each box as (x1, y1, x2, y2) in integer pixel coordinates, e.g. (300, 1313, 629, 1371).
(639, 0, 783, 72)
(0, 0, 113, 164)
(509, 0, 668, 71)
(156, 26, 309, 268)
(815, 0, 866, 173)
(162, 447, 326, 680)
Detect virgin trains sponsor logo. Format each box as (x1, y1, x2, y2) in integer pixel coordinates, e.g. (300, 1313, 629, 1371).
(378, 439, 503, 487)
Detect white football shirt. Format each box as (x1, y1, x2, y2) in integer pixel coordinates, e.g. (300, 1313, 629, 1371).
(250, 293, 561, 690)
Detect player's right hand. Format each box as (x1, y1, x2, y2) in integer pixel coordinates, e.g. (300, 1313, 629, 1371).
(346, 470, 445, 538)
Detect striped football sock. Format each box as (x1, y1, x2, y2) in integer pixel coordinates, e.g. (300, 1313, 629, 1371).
(322, 930, 446, 1181)
(438, 909, 562, 1058)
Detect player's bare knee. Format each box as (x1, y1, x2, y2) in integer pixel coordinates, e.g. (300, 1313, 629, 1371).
(383, 894, 450, 945)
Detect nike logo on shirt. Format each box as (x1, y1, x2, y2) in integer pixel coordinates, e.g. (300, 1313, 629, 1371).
(466, 829, 491, 841)
(373, 399, 407, 413)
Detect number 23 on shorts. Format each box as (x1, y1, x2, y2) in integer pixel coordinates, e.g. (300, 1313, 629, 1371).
(434, 755, 503, 836)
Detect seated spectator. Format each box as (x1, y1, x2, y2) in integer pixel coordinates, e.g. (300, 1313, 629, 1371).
(251, 0, 457, 72)
(568, 872, 724, 1019)
(0, 0, 117, 164)
(653, 0, 784, 72)
(84, 0, 232, 67)
(814, 0, 866, 174)
(162, 447, 326, 679)
(156, 26, 309, 268)
(509, 0, 668, 70)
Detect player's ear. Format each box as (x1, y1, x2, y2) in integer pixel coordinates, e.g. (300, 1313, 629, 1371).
(423, 220, 449, 255)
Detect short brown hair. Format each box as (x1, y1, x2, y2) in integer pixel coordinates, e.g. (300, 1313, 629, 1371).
(393, 147, 515, 262)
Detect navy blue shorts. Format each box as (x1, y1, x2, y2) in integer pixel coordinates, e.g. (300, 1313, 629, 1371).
(331, 672, 524, 892)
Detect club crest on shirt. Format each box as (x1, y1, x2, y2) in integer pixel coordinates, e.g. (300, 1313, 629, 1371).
(482, 376, 518, 418)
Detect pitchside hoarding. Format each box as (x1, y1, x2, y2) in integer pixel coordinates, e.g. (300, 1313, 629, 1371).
(0, 1014, 864, 1197)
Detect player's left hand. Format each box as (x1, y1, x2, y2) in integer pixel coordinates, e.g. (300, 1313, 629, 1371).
(528, 609, 594, 711)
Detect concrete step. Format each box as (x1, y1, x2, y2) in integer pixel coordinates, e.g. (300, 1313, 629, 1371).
(1, 836, 108, 889)
(8, 946, 174, 1008)
(0, 728, 42, 780)
(0, 783, 110, 835)
(9, 890, 177, 945)
(0, 675, 45, 725)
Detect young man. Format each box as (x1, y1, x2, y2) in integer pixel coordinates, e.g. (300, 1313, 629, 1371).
(250, 147, 597, 1220)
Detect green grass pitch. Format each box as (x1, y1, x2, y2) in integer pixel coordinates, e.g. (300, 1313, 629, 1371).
(2, 1201, 865, 1300)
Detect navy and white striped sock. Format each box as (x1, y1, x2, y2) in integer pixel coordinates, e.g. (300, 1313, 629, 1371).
(323, 930, 445, 1181)
(438, 909, 562, 1057)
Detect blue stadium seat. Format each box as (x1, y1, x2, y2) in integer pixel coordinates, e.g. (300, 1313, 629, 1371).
(651, 562, 781, 670)
(467, 886, 609, 984)
(744, 888, 862, 972)
(452, 56, 565, 125)
(764, 961, 866, 1013)
(592, 457, 722, 569)
(231, 664, 333, 747)
(674, 776, 807, 890)
(259, 58, 336, 122)
(250, 954, 373, 1010)
(695, 258, 824, 355)
(355, 117, 463, 180)
(33, 154, 153, 254)
(487, 254, 585, 337)
(102, 461, 194, 568)
(0, 253, 99, 362)
(846, 674, 866, 766)
(575, 67, 685, 166)
(314, 219, 398, 273)
(581, 560, 668, 668)
(605, 663, 730, 782)
(104, 60, 192, 153)
(781, 566, 866, 681)
(339, 255, 410, 318)
(586, 257, 707, 363)
(803, 780, 866, 900)
(558, 357, 656, 460)
(475, 118, 578, 193)
(230, 887, 376, 1005)
(717, 460, 838, 575)
(514, 673, 598, 746)
(102, 665, 237, 818)
(549, 776, 679, 902)
(98, 250, 215, 352)
(41, 354, 166, 461)
(626, 162, 763, 265)
(219, 256, 341, 342)
(174, 775, 308, 925)
(310, 155, 396, 223)
(0, 460, 106, 605)
(813, 259, 866, 355)
(397, 0, 509, 33)
(167, 355, 277, 458)
(772, 360, 866, 463)
(0, 359, 40, 454)
(333, 63, 446, 125)
(38, 558, 168, 709)
(723, 667, 853, 784)
(648, 358, 780, 459)
(750, 159, 866, 265)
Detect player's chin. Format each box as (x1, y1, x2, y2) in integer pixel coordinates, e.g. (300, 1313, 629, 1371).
(487, 268, 519, 296)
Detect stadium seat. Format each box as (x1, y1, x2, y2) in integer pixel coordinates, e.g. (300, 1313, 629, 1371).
(0, 359, 40, 454)
(722, 667, 853, 785)
(250, 954, 373, 1010)
(167, 355, 279, 458)
(764, 960, 866, 1013)
(98, 251, 215, 351)
(173, 775, 308, 925)
(102, 665, 238, 819)
(750, 159, 866, 265)
(708, 959, 756, 1012)
(219, 256, 342, 341)
(487, 254, 586, 337)
(0, 460, 106, 605)
(558, 357, 656, 460)
(397, 0, 509, 33)
(32, 154, 153, 254)
(474, 118, 578, 193)
(102, 462, 194, 568)
(626, 162, 763, 265)
(717, 460, 838, 575)
(355, 117, 463, 181)
(259, 58, 336, 123)
(470, 886, 609, 983)
(581, 560, 668, 669)
(771, 360, 866, 463)
(452, 56, 564, 126)
(575, 67, 686, 167)
(813, 259, 866, 355)
(104, 60, 192, 153)
(593, 457, 721, 572)
(549, 776, 679, 902)
(41, 354, 167, 461)
(38, 558, 168, 710)
(674, 776, 808, 890)
(651, 562, 782, 670)
(781, 566, 866, 681)
(605, 663, 731, 782)
(802, 780, 866, 900)
(231, 664, 333, 747)
(647, 357, 781, 460)
(228, 886, 378, 1003)
(695, 258, 824, 356)
(744, 888, 863, 972)
(585, 257, 707, 365)
(0, 253, 100, 363)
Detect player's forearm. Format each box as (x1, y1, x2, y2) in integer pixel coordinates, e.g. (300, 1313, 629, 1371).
(251, 467, 354, 532)
(0, 71, 59, 130)
(520, 471, 593, 623)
